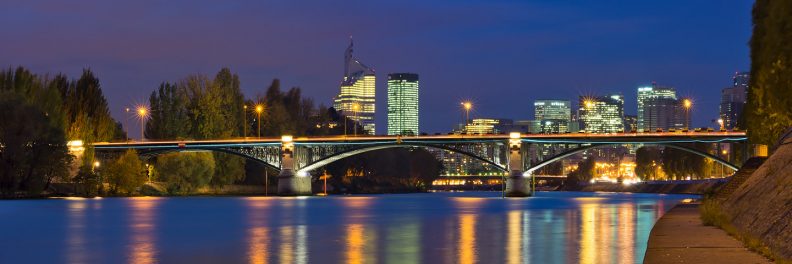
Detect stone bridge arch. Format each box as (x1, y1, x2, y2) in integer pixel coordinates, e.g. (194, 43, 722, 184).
(523, 143, 739, 176)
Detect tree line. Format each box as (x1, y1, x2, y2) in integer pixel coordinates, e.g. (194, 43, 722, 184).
(0, 67, 123, 197)
(0, 66, 443, 197)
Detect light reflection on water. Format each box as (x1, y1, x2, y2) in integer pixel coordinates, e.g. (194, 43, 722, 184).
(0, 192, 695, 264)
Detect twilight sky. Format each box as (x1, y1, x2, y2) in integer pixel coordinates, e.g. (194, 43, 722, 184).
(1, 0, 753, 137)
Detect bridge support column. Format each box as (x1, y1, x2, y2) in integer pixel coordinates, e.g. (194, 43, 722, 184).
(504, 133, 533, 197)
(277, 136, 312, 196)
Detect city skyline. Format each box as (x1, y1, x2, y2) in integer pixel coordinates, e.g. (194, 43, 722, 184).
(0, 1, 752, 137)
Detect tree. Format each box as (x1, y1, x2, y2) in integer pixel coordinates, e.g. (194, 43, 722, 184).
(155, 152, 215, 195)
(145, 82, 191, 140)
(105, 149, 147, 195)
(744, 0, 792, 146)
(635, 146, 663, 180)
(567, 158, 596, 185)
(0, 92, 72, 197)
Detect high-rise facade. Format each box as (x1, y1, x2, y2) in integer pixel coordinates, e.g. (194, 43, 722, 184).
(534, 100, 571, 133)
(720, 72, 749, 129)
(334, 39, 376, 134)
(387, 73, 419, 135)
(637, 84, 682, 131)
(579, 94, 625, 133)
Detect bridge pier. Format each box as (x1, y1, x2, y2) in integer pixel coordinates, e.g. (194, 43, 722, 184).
(504, 133, 533, 197)
(277, 136, 312, 196)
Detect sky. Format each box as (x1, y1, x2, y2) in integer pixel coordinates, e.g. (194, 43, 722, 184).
(0, 0, 753, 138)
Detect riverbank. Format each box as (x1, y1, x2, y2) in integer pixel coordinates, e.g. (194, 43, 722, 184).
(644, 202, 770, 264)
(563, 179, 726, 194)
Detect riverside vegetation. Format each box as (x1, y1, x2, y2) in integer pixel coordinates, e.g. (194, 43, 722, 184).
(0, 67, 441, 198)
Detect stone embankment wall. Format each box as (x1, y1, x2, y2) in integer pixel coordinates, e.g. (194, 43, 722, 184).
(720, 136, 792, 260)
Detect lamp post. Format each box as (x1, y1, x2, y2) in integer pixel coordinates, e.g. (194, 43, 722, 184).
(124, 107, 131, 141)
(717, 118, 725, 131)
(255, 104, 264, 138)
(682, 99, 692, 130)
(136, 106, 149, 141)
(243, 105, 248, 138)
(461, 102, 472, 124)
(352, 103, 360, 136)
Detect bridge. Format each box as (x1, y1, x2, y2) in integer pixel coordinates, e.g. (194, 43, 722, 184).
(92, 132, 749, 197)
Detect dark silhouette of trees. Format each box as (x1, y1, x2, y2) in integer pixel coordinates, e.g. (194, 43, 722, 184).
(0, 92, 71, 198)
(744, 0, 792, 146)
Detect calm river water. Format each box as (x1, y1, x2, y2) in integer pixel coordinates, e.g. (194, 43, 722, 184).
(0, 191, 694, 264)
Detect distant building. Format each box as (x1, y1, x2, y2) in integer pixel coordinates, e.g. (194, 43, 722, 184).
(637, 84, 684, 131)
(579, 94, 625, 133)
(387, 73, 420, 135)
(624, 115, 638, 132)
(464, 118, 507, 134)
(504, 120, 541, 134)
(720, 72, 749, 129)
(534, 100, 571, 133)
(333, 39, 376, 134)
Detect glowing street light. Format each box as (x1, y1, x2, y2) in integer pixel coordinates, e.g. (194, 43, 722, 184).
(136, 105, 149, 141)
(717, 118, 724, 131)
(682, 98, 692, 129)
(352, 103, 360, 136)
(461, 101, 472, 125)
(255, 104, 264, 138)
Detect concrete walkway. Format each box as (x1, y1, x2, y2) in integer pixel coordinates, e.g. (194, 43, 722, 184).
(644, 203, 771, 264)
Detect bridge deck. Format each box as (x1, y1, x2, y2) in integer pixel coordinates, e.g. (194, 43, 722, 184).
(93, 132, 746, 148)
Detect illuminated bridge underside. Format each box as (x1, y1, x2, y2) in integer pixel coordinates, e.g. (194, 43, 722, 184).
(93, 133, 747, 176)
(295, 141, 507, 174)
(523, 142, 740, 177)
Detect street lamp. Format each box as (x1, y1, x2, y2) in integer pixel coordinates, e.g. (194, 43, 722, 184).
(243, 105, 248, 138)
(255, 104, 264, 138)
(352, 103, 360, 136)
(682, 98, 692, 129)
(136, 106, 149, 141)
(124, 107, 131, 142)
(461, 102, 472, 123)
(717, 118, 724, 131)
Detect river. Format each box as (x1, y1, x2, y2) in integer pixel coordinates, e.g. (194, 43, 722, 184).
(0, 191, 695, 264)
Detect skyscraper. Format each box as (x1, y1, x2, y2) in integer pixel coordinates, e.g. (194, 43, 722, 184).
(534, 100, 571, 133)
(579, 94, 625, 133)
(720, 72, 749, 129)
(387, 73, 419, 135)
(334, 39, 376, 135)
(637, 83, 681, 131)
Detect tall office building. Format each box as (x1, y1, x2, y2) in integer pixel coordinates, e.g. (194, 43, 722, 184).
(334, 39, 376, 134)
(720, 72, 749, 129)
(637, 83, 682, 131)
(534, 100, 572, 133)
(579, 94, 625, 133)
(387, 73, 420, 135)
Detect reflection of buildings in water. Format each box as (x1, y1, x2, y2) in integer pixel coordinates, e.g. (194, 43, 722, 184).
(343, 196, 376, 264)
(276, 199, 308, 264)
(280, 226, 294, 264)
(66, 199, 88, 264)
(128, 197, 161, 264)
(578, 200, 639, 264)
(458, 214, 477, 264)
(618, 204, 635, 263)
(579, 203, 597, 264)
(246, 197, 272, 264)
(506, 210, 527, 264)
(386, 218, 420, 264)
(345, 224, 376, 264)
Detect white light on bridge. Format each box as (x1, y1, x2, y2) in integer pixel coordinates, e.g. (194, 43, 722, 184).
(509, 132, 521, 139)
(281, 135, 293, 143)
